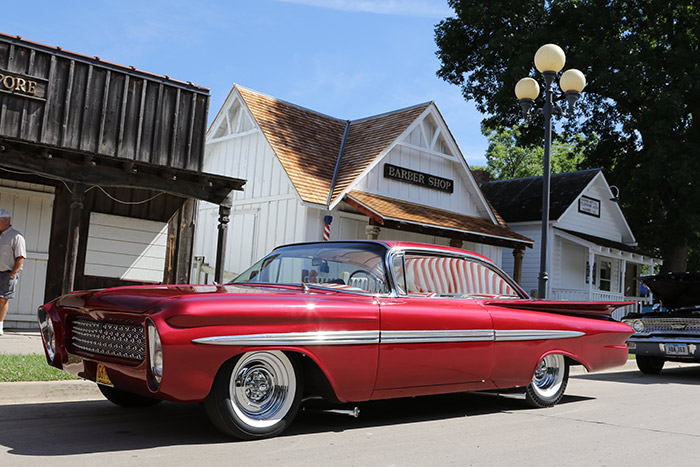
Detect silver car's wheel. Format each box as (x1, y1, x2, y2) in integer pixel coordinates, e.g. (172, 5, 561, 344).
(205, 351, 303, 439)
(525, 354, 569, 408)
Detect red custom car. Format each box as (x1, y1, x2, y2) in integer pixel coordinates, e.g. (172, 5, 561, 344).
(38, 241, 633, 439)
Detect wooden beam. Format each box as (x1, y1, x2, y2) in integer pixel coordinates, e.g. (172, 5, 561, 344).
(0, 140, 245, 204)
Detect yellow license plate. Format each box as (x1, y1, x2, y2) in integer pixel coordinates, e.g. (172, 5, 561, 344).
(96, 363, 113, 386)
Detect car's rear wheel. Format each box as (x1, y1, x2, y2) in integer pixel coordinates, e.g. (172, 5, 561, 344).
(636, 356, 664, 374)
(525, 354, 569, 408)
(204, 350, 303, 440)
(98, 385, 162, 407)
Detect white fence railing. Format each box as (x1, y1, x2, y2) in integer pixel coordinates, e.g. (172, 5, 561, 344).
(550, 288, 651, 321)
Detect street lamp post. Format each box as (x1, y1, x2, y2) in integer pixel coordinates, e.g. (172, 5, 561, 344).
(515, 44, 586, 299)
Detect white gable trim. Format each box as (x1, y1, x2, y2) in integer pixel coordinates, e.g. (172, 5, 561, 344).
(556, 171, 636, 244)
(209, 85, 306, 208)
(328, 103, 499, 226)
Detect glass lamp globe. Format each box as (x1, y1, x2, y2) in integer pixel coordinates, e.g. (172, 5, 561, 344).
(534, 44, 566, 73)
(560, 69, 586, 92)
(515, 78, 540, 100)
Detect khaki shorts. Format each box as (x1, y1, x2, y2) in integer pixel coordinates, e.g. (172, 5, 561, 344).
(0, 271, 17, 299)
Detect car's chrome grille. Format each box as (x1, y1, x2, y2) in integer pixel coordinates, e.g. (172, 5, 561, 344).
(641, 318, 700, 335)
(71, 318, 146, 361)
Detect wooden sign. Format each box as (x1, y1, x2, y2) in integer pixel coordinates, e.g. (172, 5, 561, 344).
(578, 195, 601, 217)
(384, 164, 454, 193)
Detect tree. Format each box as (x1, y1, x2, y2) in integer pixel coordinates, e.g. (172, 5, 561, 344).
(480, 124, 586, 180)
(435, 0, 700, 272)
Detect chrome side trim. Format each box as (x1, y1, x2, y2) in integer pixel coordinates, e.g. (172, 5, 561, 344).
(192, 330, 380, 346)
(381, 330, 494, 344)
(193, 329, 585, 346)
(495, 330, 585, 341)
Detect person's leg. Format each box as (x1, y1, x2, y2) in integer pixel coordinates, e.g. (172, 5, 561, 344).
(0, 297, 7, 335)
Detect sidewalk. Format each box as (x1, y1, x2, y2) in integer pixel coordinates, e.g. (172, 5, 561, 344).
(0, 330, 102, 404)
(0, 330, 44, 355)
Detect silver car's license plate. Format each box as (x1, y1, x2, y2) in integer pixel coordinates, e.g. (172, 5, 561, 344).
(665, 343, 689, 356)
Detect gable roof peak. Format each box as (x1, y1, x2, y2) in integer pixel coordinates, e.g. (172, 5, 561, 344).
(350, 101, 433, 124)
(233, 83, 345, 123)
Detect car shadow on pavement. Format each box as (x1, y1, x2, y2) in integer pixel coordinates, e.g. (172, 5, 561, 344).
(285, 391, 593, 437)
(0, 400, 231, 456)
(0, 391, 593, 453)
(572, 364, 700, 385)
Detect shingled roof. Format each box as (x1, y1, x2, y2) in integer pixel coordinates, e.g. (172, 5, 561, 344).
(237, 86, 429, 206)
(346, 191, 533, 247)
(480, 169, 601, 223)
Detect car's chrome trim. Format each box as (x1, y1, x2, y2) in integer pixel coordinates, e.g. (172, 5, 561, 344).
(193, 331, 381, 346)
(380, 330, 494, 343)
(494, 330, 585, 341)
(193, 329, 585, 346)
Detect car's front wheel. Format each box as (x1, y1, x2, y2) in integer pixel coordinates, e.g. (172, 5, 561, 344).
(98, 385, 162, 407)
(204, 350, 303, 440)
(525, 354, 569, 408)
(636, 356, 664, 374)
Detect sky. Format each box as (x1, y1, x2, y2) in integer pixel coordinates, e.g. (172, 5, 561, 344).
(2, 0, 489, 166)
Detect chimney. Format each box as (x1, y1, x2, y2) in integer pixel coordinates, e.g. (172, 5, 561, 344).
(472, 170, 491, 186)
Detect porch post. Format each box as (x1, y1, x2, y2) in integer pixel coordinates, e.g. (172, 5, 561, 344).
(365, 221, 381, 240)
(587, 249, 594, 301)
(620, 259, 627, 296)
(512, 246, 525, 285)
(62, 182, 86, 295)
(215, 193, 233, 284)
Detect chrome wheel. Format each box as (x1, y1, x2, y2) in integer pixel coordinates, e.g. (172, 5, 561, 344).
(525, 354, 569, 408)
(204, 350, 303, 439)
(230, 351, 296, 428)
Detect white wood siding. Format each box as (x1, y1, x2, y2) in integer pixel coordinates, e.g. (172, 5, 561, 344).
(195, 92, 305, 282)
(84, 213, 167, 283)
(556, 238, 587, 289)
(557, 179, 622, 242)
(0, 181, 54, 328)
(354, 134, 484, 218)
(500, 223, 542, 295)
(194, 196, 306, 282)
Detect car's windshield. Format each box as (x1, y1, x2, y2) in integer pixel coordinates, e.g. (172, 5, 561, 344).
(230, 242, 390, 294)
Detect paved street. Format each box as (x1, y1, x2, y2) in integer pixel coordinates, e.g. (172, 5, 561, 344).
(1, 354, 700, 467)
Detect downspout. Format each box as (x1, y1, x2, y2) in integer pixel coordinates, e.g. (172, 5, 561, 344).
(327, 120, 351, 207)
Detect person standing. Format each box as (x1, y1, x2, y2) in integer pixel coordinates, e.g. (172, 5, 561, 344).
(0, 209, 26, 336)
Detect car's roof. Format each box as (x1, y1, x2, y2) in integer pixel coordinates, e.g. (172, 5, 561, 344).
(273, 240, 493, 264)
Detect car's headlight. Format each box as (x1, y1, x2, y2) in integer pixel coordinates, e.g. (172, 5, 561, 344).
(623, 319, 645, 334)
(37, 307, 56, 363)
(147, 320, 163, 389)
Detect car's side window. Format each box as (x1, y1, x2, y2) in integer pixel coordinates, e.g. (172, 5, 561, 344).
(403, 254, 518, 297)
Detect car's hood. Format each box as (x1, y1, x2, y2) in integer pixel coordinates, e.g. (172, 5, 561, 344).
(641, 273, 700, 309)
(54, 283, 310, 314)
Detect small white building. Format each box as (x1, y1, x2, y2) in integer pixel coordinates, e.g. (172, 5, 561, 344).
(193, 85, 532, 282)
(480, 169, 661, 319)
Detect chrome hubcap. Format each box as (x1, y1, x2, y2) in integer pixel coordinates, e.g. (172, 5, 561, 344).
(229, 351, 295, 428)
(532, 354, 565, 398)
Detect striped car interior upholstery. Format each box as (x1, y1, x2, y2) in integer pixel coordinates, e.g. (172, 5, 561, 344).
(405, 255, 516, 297)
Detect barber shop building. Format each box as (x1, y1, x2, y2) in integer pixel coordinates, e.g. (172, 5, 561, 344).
(192, 85, 533, 282)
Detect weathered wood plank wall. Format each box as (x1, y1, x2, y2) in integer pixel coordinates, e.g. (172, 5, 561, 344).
(0, 34, 208, 171)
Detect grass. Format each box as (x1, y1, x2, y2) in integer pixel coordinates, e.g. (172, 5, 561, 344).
(0, 354, 78, 382)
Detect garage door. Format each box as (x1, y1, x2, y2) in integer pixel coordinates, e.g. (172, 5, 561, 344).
(0, 182, 54, 329)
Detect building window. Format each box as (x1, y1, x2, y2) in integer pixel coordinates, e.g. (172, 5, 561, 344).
(598, 261, 612, 291)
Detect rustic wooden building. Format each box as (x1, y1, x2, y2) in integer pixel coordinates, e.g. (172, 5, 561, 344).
(0, 33, 245, 328)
